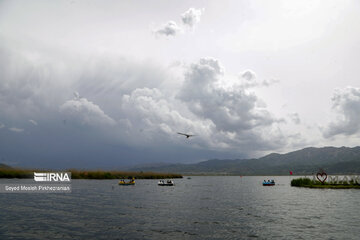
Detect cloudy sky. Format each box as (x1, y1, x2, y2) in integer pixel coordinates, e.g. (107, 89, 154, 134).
(1, 0, 360, 169)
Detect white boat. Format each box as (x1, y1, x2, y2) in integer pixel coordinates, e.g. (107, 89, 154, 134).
(158, 180, 174, 186)
(262, 179, 275, 186)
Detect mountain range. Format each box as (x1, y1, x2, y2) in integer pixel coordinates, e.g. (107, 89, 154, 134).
(128, 146, 360, 175)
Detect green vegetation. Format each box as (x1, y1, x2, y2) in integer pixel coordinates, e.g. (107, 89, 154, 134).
(291, 177, 360, 189)
(0, 168, 33, 178)
(0, 167, 182, 179)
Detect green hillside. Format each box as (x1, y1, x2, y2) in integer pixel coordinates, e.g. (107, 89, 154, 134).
(129, 146, 360, 175)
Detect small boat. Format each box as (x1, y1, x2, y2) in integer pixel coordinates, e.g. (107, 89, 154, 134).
(158, 180, 174, 186)
(119, 178, 135, 185)
(262, 180, 275, 186)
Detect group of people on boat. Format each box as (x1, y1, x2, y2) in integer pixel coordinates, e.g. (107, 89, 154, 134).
(119, 178, 135, 185)
(158, 179, 174, 186)
(263, 179, 275, 185)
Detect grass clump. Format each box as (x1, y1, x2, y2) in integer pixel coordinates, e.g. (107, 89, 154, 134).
(291, 178, 313, 187)
(0, 169, 34, 178)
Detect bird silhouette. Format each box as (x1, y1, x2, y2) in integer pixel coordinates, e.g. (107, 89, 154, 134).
(73, 91, 83, 100)
(177, 132, 195, 139)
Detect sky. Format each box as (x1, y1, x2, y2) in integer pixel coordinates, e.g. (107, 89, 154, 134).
(1, 0, 360, 169)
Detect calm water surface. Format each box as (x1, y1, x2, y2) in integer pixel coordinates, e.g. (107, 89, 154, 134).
(1, 176, 360, 239)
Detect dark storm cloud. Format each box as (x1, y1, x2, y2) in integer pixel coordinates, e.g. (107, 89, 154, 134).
(0, 41, 296, 167)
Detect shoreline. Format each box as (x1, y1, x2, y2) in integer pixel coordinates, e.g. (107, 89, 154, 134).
(0, 169, 183, 179)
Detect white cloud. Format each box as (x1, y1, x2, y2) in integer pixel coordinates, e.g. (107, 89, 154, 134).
(179, 58, 276, 132)
(9, 127, 24, 133)
(153, 21, 181, 36)
(0, 122, 4, 129)
(289, 113, 301, 125)
(29, 119, 38, 126)
(239, 70, 279, 89)
(60, 96, 116, 127)
(262, 78, 280, 87)
(181, 8, 204, 28)
(153, 8, 204, 37)
(323, 86, 360, 138)
(175, 58, 288, 151)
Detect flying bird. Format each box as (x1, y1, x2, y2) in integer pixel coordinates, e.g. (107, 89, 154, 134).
(73, 91, 83, 100)
(177, 132, 195, 139)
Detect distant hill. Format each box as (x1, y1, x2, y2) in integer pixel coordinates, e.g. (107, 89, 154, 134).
(128, 146, 360, 175)
(0, 163, 12, 169)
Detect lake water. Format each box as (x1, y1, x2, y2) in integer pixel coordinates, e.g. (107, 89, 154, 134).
(1, 176, 360, 239)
